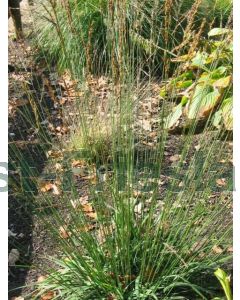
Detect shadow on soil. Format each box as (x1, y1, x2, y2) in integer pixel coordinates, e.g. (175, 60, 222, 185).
(8, 72, 53, 298)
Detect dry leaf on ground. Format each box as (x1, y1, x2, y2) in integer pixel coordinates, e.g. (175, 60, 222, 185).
(51, 184, 60, 195)
(133, 190, 142, 198)
(47, 150, 63, 159)
(169, 154, 180, 162)
(212, 245, 223, 254)
(216, 178, 227, 186)
(194, 144, 201, 151)
(96, 223, 116, 244)
(82, 174, 97, 184)
(40, 183, 60, 195)
(78, 224, 95, 232)
(87, 212, 98, 219)
(81, 203, 97, 219)
(219, 159, 226, 163)
(40, 183, 53, 192)
(142, 120, 152, 131)
(134, 202, 143, 215)
(71, 195, 89, 209)
(59, 226, 71, 239)
(81, 203, 94, 213)
(55, 163, 63, 172)
(37, 275, 46, 283)
(71, 159, 87, 168)
(40, 291, 55, 300)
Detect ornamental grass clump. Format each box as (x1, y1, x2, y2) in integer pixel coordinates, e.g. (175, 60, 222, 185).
(9, 1, 232, 299)
(33, 0, 232, 80)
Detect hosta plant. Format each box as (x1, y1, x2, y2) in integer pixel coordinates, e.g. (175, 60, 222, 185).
(163, 27, 232, 131)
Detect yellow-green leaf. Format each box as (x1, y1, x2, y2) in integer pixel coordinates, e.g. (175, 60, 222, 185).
(214, 268, 232, 300)
(221, 97, 233, 130)
(208, 28, 231, 37)
(213, 76, 232, 89)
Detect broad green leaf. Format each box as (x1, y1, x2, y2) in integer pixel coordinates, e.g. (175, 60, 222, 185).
(208, 28, 231, 37)
(221, 97, 233, 130)
(170, 71, 194, 85)
(228, 42, 233, 52)
(181, 95, 189, 106)
(208, 66, 227, 80)
(198, 72, 212, 83)
(187, 85, 220, 119)
(212, 110, 222, 128)
(164, 103, 182, 129)
(181, 71, 194, 80)
(191, 52, 209, 70)
(198, 73, 231, 87)
(160, 87, 167, 98)
(215, 66, 227, 75)
(214, 269, 232, 300)
(176, 80, 193, 89)
(187, 85, 211, 119)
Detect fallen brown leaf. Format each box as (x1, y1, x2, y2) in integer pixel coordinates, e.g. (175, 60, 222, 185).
(212, 245, 223, 254)
(37, 275, 46, 283)
(40, 183, 60, 195)
(133, 190, 142, 198)
(40, 183, 53, 193)
(55, 125, 69, 135)
(194, 144, 201, 151)
(87, 212, 98, 219)
(219, 159, 226, 163)
(59, 226, 71, 239)
(47, 150, 63, 159)
(82, 203, 94, 213)
(40, 291, 55, 300)
(81, 203, 98, 219)
(169, 154, 180, 162)
(134, 202, 143, 215)
(55, 163, 63, 172)
(52, 184, 60, 195)
(149, 131, 158, 138)
(216, 178, 227, 186)
(142, 141, 155, 147)
(142, 120, 152, 131)
(59, 98, 67, 105)
(71, 195, 89, 209)
(82, 174, 97, 184)
(96, 223, 116, 245)
(71, 159, 87, 168)
(78, 224, 95, 232)
(15, 99, 29, 107)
